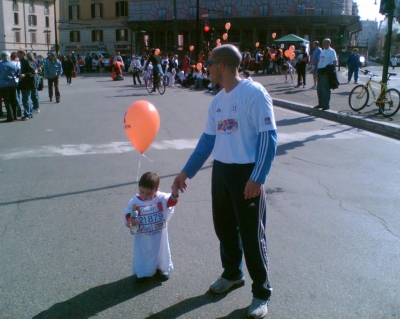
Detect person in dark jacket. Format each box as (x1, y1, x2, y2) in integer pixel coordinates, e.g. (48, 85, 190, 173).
(63, 55, 75, 85)
(17, 50, 37, 120)
(43, 52, 63, 103)
(347, 48, 361, 84)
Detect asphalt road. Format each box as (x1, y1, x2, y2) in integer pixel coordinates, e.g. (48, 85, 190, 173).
(0, 75, 399, 319)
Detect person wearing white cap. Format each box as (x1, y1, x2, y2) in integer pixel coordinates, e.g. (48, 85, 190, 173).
(129, 56, 142, 85)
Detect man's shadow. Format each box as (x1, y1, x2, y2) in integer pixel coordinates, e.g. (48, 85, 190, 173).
(146, 286, 244, 319)
(33, 276, 161, 319)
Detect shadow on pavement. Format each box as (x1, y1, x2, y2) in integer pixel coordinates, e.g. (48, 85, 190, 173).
(216, 307, 249, 318)
(145, 290, 229, 319)
(276, 127, 355, 157)
(32, 276, 161, 319)
(276, 115, 315, 127)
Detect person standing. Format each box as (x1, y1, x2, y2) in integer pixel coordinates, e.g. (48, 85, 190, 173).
(294, 45, 308, 88)
(347, 48, 361, 84)
(144, 49, 162, 92)
(26, 52, 40, 114)
(129, 56, 142, 85)
(166, 53, 177, 87)
(315, 38, 337, 110)
(262, 47, 271, 75)
(390, 55, 397, 70)
(309, 41, 322, 89)
(254, 49, 261, 74)
(0, 51, 19, 122)
(17, 50, 37, 120)
(173, 44, 277, 319)
(241, 48, 251, 71)
(63, 56, 75, 85)
(43, 52, 63, 103)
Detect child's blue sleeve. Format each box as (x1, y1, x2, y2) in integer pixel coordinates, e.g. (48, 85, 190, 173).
(182, 133, 216, 179)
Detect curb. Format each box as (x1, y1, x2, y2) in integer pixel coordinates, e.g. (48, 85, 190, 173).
(273, 98, 400, 140)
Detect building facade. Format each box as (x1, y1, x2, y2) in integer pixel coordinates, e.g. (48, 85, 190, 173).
(57, 0, 362, 58)
(58, 0, 132, 57)
(0, 0, 57, 55)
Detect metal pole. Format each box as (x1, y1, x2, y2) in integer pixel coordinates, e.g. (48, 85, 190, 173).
(381, 0, 394, 86)
(54, 0, 58, 55)
(173, 0, 177, 52)
(196, 0, 200, 62)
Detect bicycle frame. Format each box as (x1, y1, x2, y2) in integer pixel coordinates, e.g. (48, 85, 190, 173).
(363, 77, 388, 107)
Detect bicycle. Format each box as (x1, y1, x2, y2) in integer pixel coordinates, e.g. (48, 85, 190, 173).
(348, 69, 400, 117)
(145, 72, 166, 95)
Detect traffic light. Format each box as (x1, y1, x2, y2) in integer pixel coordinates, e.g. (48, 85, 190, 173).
(379, 0, 394, 15)
(337, 24, 346, 41)
(203, 24, 211, 41)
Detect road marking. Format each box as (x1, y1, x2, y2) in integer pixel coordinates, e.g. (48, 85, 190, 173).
(0, 129, 372, 160)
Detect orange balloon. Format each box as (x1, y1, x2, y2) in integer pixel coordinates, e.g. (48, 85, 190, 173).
(289, 45, 295, 52)
(284, 50, 290, 58)
(272, 33, 276, 39)
(196, 63, 202, 71)
(255, 42, 259, 47)
(222, 33, 228, 40)
(189, 45, 194, 51)
(225, 22, 231, 30)
(271, 53, 276, 60)
(155, 48, 160, 55)
(216, 39, 221, 44)
(290, 52, 295, 60)
(124, 100, 160, 153)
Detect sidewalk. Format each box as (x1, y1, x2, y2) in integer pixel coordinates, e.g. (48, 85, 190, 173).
(253, 70, 400, 140)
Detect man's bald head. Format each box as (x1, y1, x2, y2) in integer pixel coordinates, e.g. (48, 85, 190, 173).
(211, 44, 241, 71)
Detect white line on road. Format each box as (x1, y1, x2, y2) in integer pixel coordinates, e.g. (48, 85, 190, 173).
(0, 130, 368, 160)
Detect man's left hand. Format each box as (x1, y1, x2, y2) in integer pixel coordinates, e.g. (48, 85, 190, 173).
(244, 179, 262, 199)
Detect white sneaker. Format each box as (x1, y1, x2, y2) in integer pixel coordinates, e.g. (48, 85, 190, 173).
(33, 109, 40, 114)
(248, 298, 268, 318)
(209, 276, 245, 294)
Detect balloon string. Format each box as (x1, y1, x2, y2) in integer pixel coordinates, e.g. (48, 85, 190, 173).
(141, 153, 154, 163)
(136, 154, 142, 183)
(135, 153, 154, 183)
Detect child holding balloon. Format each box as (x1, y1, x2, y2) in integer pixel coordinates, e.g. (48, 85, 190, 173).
(123, 172, 180, 282)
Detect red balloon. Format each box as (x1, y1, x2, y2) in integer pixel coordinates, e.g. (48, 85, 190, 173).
(124, 100, 160, 153)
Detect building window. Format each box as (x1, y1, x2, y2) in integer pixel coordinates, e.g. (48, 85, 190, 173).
(70, 31, 80, 42)
(30, 32, 36, 44)
(14, 12, 19, 25)
(296, 4, 307, 15)
(12, 0, 18, 11)
(28, 15, 37, 26)
(116, 1, 128, 17)
(69, 5, 80, 20)
(260, 5, 269, 16)
(189, 7, 196, 19)
(45, 16, 50, 27)
(116, 29, 128, 41)
(29, 0, 35, 13)
(222, 6, 232, 17)
(92, 30, 103, 42)
(158, 9, 166, 20)
(44, 1, 49, 15)
(15, 31, 21, 43)
(91, 3, 103, 18)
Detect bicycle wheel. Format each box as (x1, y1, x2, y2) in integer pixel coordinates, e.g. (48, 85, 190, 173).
(348, 85, 369, 112)
(379, 88, 400, 117)
(157, 76, 166, 95)
(146, 76, 154, 93)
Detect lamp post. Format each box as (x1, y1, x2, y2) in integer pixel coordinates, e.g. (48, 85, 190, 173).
(53, 0, 58, 55)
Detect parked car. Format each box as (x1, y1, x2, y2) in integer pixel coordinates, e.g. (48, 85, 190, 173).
(90, 51, 110, 71)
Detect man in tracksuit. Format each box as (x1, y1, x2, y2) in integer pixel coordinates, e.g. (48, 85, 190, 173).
(173, 44, 277, 319)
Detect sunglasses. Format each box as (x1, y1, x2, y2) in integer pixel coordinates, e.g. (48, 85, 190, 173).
(207, 60, 220, 66)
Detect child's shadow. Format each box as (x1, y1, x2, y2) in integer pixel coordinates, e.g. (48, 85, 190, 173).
(33, 276, 161, 319)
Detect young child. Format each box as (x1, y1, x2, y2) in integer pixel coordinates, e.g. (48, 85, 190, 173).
(282, 59, 295, 84)
(123, 172, 179, 282)
(242, 70, 253, 81)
